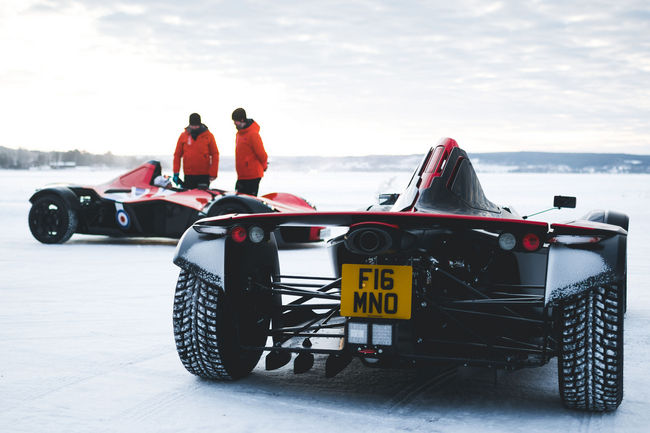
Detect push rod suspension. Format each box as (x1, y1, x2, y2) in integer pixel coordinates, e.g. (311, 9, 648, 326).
(275, 306, 339, 346)
(424, 338, 545, 354)
(278, 275, 339, 280)
(440, 306, 545, 324)
(288, 278, 342, 306)
(434, 266, 540, 322)
(268, 285, 340, 300)
(281, 303, 340, 311)
(447, 297, 544, 305)
(270, 322, 344, 334)
(424, 294, 491, 347)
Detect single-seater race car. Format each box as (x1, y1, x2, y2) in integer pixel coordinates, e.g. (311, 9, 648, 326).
(28, 160, 325, 244)
(172, 138, 628, 412)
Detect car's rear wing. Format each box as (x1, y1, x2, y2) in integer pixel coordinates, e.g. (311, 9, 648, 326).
(550, 221, 627, 236)
(179, 211, 553, 290)
(193, 211, 629, 238)
(193, 211, 549, 233)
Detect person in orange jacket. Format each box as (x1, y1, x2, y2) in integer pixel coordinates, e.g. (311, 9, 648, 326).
(173, 113, 219, 189)
(231, 107, 268, 196)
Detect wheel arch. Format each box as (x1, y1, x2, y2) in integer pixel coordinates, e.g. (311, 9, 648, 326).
(29, 187, 80, 211)
(545, 233, 627, 305)
(173, 226, 280, 290)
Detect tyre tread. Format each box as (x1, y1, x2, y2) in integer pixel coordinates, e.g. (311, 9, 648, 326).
(558, 283, 623, 411)
(173, 270, 234, 380)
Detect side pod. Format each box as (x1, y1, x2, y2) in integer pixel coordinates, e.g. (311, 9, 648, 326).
(29, 186, 81, 211)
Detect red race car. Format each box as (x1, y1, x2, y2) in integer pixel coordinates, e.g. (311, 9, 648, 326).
(28, 160, 325, 244)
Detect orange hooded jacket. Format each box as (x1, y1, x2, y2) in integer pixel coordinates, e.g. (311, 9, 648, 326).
(173, 127, 219, 177)
(235, 120, 268, 180)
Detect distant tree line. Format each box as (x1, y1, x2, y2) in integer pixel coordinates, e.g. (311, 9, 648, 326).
(0, 146, 153, 169)
(2, 145, 648, 173)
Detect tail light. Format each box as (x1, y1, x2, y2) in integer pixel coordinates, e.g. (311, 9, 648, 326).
(522, 233, 541, 251)
(231, 226, 247, 243)
(498, 232, 543, 251)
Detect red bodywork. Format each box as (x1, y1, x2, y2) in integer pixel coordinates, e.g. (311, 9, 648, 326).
(33, 160, 324, 242)
(94, 161, 318, 214)
(421, 137, 458, 190)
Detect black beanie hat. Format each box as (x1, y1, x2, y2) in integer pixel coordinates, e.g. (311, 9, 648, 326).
(189, 113, 201, 126)
(231, 108, 246, 122)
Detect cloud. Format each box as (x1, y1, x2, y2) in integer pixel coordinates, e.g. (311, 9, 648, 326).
(1, 0, 649, 156)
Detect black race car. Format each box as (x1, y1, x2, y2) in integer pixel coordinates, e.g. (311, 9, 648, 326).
(171, 138, 628, 412)
(28, 160, 326, 244)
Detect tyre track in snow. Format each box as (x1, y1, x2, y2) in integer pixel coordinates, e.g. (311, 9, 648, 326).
(113, 376, 446, 432)
(0, 348, 173, 415)
(118, 384, 203, 422)
(384, 366, 457, 413)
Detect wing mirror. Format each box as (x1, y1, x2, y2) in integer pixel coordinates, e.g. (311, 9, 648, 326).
(553, 195, 576, 209)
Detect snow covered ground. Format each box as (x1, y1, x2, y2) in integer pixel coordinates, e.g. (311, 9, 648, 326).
(1, 167, 649, 432)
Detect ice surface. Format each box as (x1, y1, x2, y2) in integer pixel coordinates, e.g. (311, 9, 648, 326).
(2, 168, 650, 432)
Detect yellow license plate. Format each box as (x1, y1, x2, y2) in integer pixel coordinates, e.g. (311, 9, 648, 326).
(340, 264, 412, 319)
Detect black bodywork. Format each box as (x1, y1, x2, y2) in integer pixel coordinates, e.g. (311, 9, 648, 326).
(172, 139, 628, 411)
(30, 185, 198, 239)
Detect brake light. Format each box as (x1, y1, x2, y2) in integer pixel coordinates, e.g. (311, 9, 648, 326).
(522, 233, 541, 251)
(231, 226, 247, 243)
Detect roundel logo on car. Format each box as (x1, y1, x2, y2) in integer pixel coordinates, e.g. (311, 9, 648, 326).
(114, 203, 131, 229)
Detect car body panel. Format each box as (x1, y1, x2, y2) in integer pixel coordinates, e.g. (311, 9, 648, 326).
(29, 160, 323, 242)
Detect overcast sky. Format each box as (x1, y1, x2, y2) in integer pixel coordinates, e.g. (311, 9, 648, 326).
(1, 0, 649, 156)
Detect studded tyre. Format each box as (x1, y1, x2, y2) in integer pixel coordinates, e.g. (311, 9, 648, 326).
(173, 269, 271, 380)
(28, 194, 78, 244)
(557, 281, 624, 411)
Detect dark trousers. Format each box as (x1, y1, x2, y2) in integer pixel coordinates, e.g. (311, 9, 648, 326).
(184, 174, 210, 189)
(235, 178, 261, 196)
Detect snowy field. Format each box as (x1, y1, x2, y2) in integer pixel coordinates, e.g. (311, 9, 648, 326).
(1, 166, 650, 433)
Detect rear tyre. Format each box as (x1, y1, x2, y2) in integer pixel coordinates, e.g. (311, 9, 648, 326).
(604, 211, 629, 232)
(28, 194, 78, 244)
(557, 282, 624, 411)
(585, 209, 629, 231)
(173, 269, 271, 380)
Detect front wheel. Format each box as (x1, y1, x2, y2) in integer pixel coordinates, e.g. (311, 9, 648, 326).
(557, 282, 624, 411)
(28, 194, 78, 244)
(173, 269, 271, 380)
